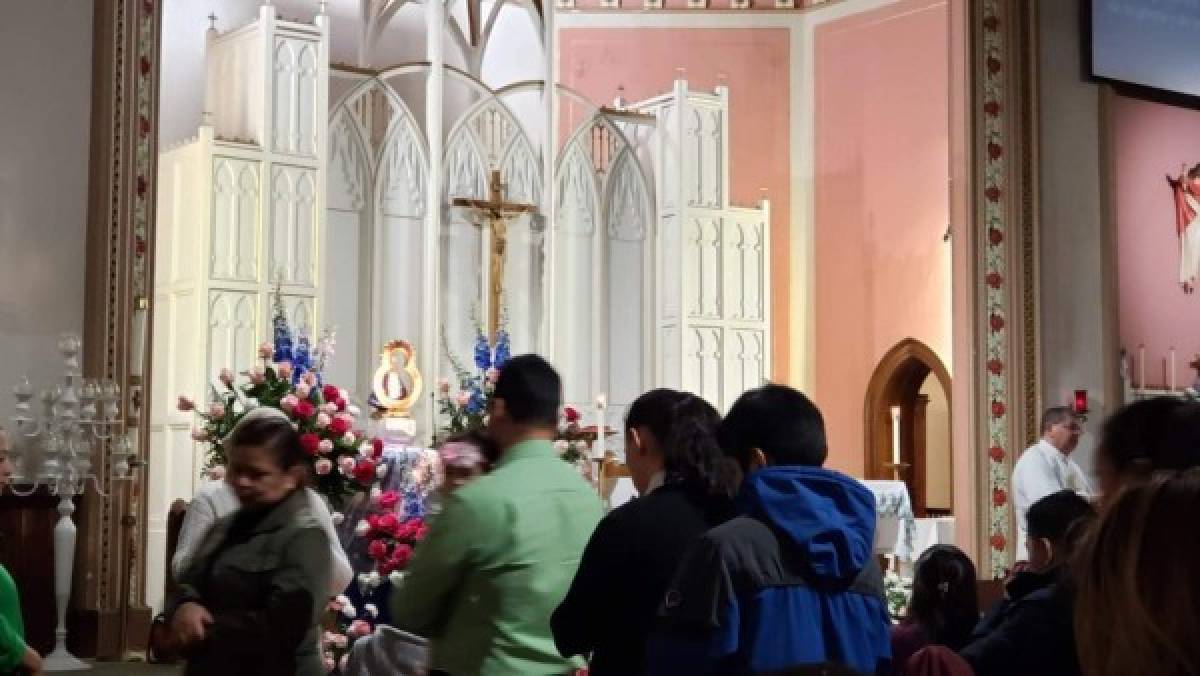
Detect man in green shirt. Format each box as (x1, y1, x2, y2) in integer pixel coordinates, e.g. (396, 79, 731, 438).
(0, 431, 43, 675)
(392, 355, 604, 676)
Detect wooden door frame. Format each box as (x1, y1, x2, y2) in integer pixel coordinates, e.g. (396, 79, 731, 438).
(864, 338, 952, 517)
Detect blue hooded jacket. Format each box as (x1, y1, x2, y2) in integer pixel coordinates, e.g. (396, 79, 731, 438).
(649, 466, 892, 676)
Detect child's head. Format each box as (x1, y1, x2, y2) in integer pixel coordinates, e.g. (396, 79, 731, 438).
(439, 432, 492, 493)
(907, 545, 979, 651)
(1026, 490, 1095, 572)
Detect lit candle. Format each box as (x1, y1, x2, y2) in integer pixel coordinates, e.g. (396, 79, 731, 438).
(1139, 344, 1146, 390)
(890, 406, 902, 474)
(1171, 347, 1177, 391)
(594, 393, 607, 460)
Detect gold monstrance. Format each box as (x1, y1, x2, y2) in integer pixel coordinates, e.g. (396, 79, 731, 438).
(451, 169, 537, 341)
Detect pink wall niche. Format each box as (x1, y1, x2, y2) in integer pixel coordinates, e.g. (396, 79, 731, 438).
(813, 0, 952, 476)
(558, 27, 791, 380)
(1112, 93, 1200, 389)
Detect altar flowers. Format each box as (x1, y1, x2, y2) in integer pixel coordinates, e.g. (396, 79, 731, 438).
(179, 289, 382, 511)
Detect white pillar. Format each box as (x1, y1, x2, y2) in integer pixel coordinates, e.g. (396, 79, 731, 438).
(422, 0, 445, 441)
(539, 0, 558, 360)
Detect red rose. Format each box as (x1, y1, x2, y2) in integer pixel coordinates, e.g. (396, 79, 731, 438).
(988, 228, 1004, 245)
(990, 313, 1005, 332)
(299, 433, 321, 456)
(371, 437, 385, 458)
(390, 544, 414, 569)
(366, 514, 382, 532)
(985, 186, 1001, 202)
(330, 417, 351, 436)
(354, 459, 377, 485)
(377, 491, 400, 510)
(336, 397, 347, 412)
(368, 539, 390, 561)
(993, 488, 1007, 506)
(322, 385, 341, 403)
(987, 359, 1004, 376)
(414, 523, 430, 541)
(988, 142, 1003, 160)
(564, 406, 581, 423)
(294, 400, 316, 419)
(990, 533, 1007, 551)
(989, 445, 1006, 462)
(992, 401, 1007, 418)
(986, 272, 1004, 289)
(378, 559, 397, 575)
(375, 513, 399, 536)
(983, 100, 1001, 117)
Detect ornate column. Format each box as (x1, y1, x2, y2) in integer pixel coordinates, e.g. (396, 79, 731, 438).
(77, 0, 161, 656)
(971, 0, 1040, 578)
(422, 0, 446, 438)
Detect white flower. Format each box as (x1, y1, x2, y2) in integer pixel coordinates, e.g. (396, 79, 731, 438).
(367, 571, 382, 588)
(370, 486, 382, 502)
(364, 603, 379, 618)
(339, 388, 350, 402)
(343, 432, 357, 446)
(347, 405, 362, 417)
(331, 511, 344, 526)
(354, 520, 370, 538)
(335, 594, 351, 607)
(553, 440, 569, 454)
(243, 397, 260, 410)
(376, 463, 389, 479)
(359, 442, 373, 457)
(341, 603, 357, 620)
(388, 570, 407, 587)
(315, 413, 332, 429)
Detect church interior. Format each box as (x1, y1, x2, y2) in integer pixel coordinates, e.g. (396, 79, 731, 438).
(1, 0, 1195, 671)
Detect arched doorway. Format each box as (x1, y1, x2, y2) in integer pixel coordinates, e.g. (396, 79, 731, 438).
(864, 339, 952, 517)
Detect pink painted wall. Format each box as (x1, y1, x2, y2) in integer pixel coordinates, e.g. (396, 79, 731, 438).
(813, 0, 952, 476)
(1112, 93, 1200, 389)
(559, 28, 791, 379)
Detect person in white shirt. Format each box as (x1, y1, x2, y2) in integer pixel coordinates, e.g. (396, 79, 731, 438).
(171, 409, 354, 596)
(1011, 406, 1092, 560)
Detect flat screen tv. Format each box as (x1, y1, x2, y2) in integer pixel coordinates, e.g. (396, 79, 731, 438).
(1091, 0, 1200, 98)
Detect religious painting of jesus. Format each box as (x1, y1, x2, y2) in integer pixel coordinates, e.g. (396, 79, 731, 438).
(1166, 162, 1200, 293)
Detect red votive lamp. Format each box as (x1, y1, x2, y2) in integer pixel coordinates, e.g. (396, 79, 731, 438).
(1072, 389, 1089, 416)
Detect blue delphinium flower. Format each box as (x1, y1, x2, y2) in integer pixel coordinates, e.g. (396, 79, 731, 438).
(493, 330, 511, 369)
(292, 330, 313, 385)
(473, 331, 492, 371)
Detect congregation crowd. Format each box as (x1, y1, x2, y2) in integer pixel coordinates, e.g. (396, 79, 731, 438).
(3, 353, 1199, 675)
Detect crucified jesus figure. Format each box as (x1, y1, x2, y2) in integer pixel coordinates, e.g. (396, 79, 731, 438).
(451, 170, 537, 340)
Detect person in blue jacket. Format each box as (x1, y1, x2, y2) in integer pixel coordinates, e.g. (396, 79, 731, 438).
(649, 384, 892, 676)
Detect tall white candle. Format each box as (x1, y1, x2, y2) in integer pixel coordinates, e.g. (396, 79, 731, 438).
(1139, 344, 1146, 390)
(594, 393, 607, 460)
(890, 406, 902, 471)
(1171, 347, 1177, 391)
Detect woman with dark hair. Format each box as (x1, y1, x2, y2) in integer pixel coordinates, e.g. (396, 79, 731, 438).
(890, 545, 978, 675)
(166, 408, 332, 676)
(1075, 468, 1200, 675)
(551, 389, 736, 676)
(1093, 397, 1200, 506)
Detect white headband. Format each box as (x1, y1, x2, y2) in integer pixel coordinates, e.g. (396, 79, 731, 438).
(222, 406, 293, 445)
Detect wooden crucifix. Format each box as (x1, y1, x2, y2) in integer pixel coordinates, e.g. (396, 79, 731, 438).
(451, 169, 537, 341)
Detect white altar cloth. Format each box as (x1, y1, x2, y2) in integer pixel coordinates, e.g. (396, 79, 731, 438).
(860, 479, 918, 561)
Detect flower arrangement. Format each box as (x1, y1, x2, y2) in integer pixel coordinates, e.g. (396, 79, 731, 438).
(883, 571, 912, 620)
(434, 324, 510, 443)
(179, 292, 382, 511)
(553, 406, 591, 464)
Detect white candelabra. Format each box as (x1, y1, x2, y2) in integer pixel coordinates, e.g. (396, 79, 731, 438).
(6, 334, 137, 671)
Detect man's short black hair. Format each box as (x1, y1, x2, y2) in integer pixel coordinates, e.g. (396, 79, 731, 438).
(493, 354, 561, 428)
(1026, 490, 1094, 542)
(719, 384, 827, 467)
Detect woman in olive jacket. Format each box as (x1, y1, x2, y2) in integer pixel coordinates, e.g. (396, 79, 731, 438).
(167, 409, 332, 676)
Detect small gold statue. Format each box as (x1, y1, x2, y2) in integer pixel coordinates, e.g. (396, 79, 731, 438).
(371, 340, 423, 418)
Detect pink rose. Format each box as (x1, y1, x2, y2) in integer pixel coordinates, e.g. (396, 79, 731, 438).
(348, 619, 372, 638)
(323, 657, 335, 672)
(190, 429, 209, 442)
(276, 362, 293, 380)
(314, 458, 332, 475)
(176, 396, 195, 412)
(219, 368, 235, 387)
(339, 457, 357, 475)
(304, 372, 318, 386)
(376, 490, 400, 510)
(455, 391, 471, 407)
(208, 464, 226, 481)
(280, 394, 298, 412)
(315, 413, 332, 429)
(321, 402, 338, 415)
(295, 383, 312, 399)
(249, 366, 266, 385)
(437, 378, 450, 394)
(342, 432, 356, 446)
(332, 633, 348, 649)
(318, 439, 334, 455)
(258, 342, 274, 359)
(208, 402, 225, 418)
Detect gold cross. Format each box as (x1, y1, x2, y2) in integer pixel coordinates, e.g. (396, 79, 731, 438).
(451, 170, 536, 341)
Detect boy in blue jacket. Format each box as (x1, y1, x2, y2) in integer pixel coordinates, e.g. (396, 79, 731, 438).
(650, 385, 892, 676)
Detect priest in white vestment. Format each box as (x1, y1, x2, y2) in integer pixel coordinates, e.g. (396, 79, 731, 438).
(1012, 407, 1092, 561)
